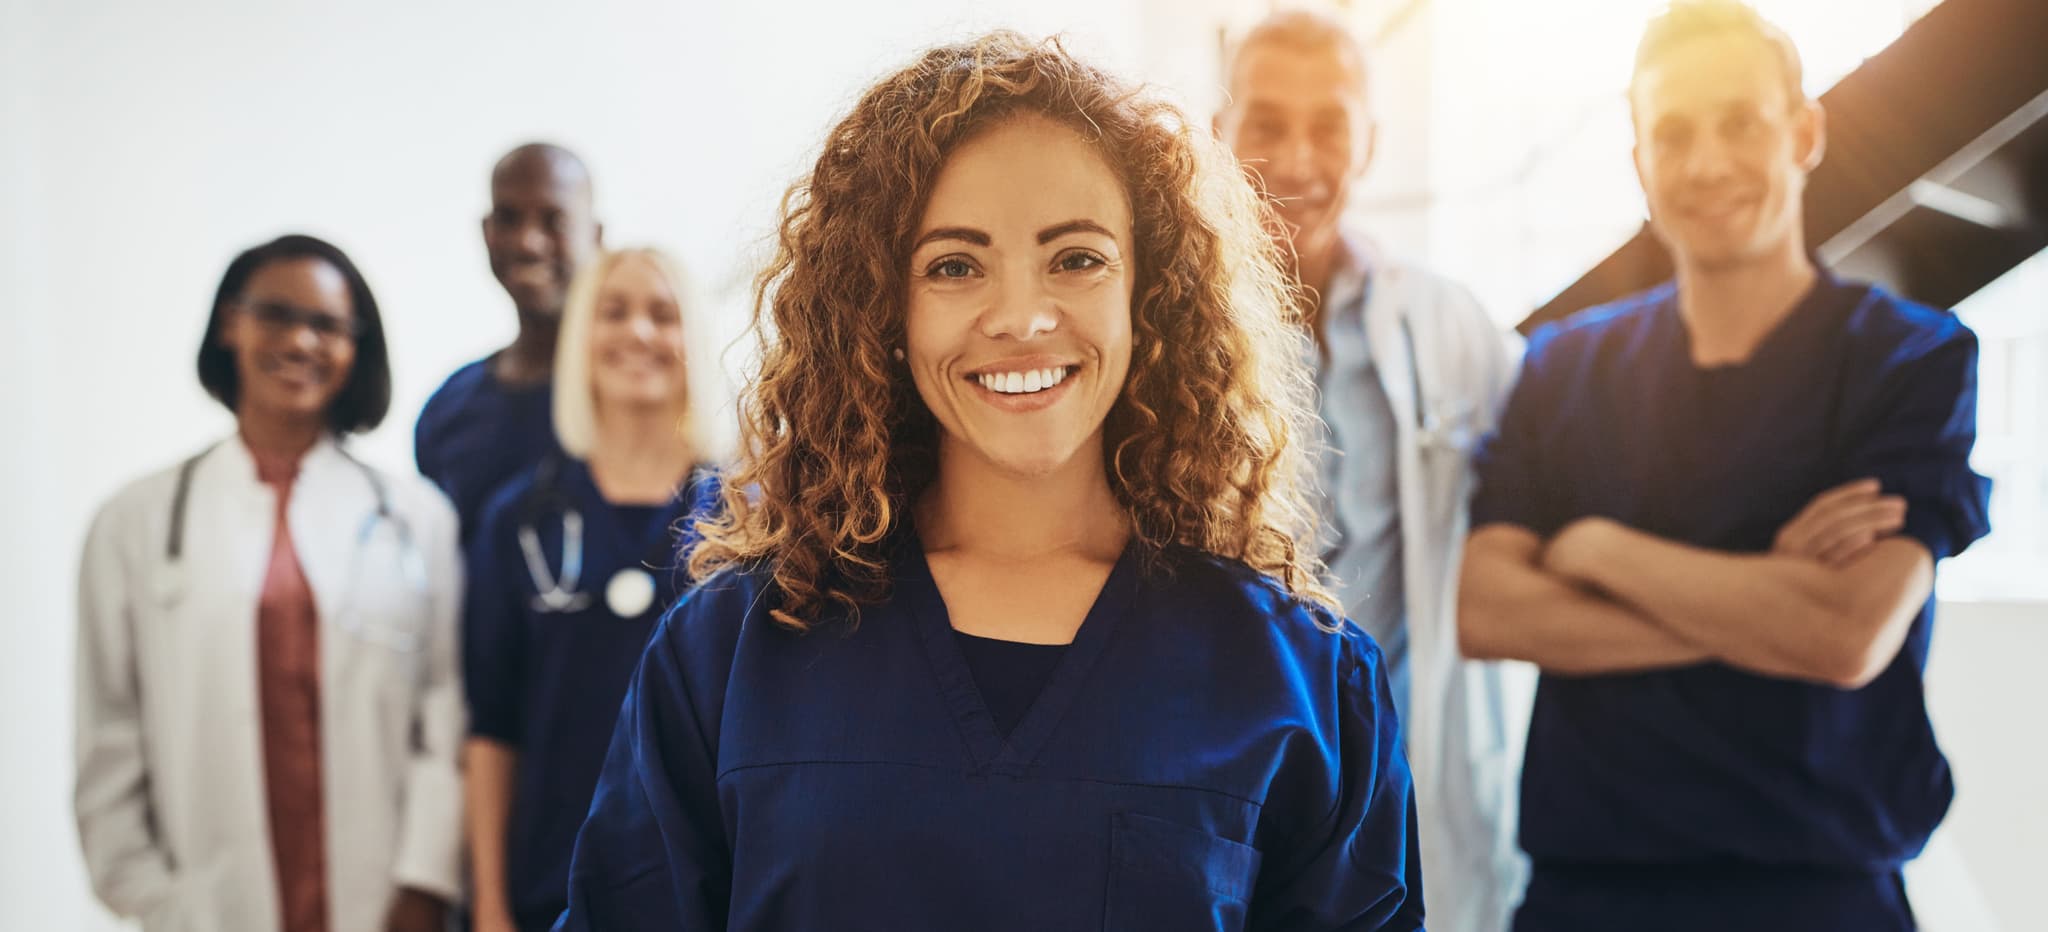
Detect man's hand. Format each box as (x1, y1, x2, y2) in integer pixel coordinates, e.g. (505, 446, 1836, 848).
(1774, 479, 1906, 567)
(384, 887, 448, 932)
(1540, 515, 1619, 585)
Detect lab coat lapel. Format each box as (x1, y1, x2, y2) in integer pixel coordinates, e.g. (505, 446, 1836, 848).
(183, 438, 275, 627)
(1355, 245, 1443, 766)
(1351, 241, 1535, 932)
(290, 436, 357, 636)
(1356, 243, 1421, 438)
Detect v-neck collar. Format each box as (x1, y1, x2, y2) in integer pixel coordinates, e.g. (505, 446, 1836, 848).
(896, 531, 1139, 777)
(1671, 267, 1863, 375)
(561, 458, 693, 600)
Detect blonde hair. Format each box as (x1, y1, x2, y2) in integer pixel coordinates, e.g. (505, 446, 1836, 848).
(1632, 1, 1805, 112)
(688, 32, 1336, 630)
(552, 247, 722, 461)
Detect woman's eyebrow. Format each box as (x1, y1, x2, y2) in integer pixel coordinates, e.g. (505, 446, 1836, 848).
(1037, 219, 1113, 244)
(912, 227, 992, 250)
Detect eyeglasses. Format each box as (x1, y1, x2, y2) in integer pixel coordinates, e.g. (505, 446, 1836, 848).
(237, 300, 363, 341)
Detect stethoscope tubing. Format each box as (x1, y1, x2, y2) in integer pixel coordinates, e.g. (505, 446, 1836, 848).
(162, 441, 430, 652)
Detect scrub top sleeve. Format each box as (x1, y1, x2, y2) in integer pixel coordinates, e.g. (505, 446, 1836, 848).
(414, 392, 445, 484)
(73, 497, 178, 919)
(412, 410, 431, 479)
(1250, 633, 1425, 932)
(556, 588, 740, 931)
(1470, 325, 1561, 535)
(462, 500, 527, 746)
(392, 487, 468, 901)
(1840, 327, 1992, 561)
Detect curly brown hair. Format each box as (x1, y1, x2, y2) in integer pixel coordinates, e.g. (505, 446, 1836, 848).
(689, 31, 1334, 630)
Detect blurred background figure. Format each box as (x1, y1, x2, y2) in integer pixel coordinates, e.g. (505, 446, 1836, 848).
(73, 235, 464, 932)
(417, 143, 604, 541)
(1459, 3, 1991, 929)
(460, 247, 721, 932)
(1213, 11, 1529, 931)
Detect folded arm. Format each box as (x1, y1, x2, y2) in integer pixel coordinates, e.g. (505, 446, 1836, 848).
(1545, 518, 1932, 689)
(1458, 523, 1712, 675)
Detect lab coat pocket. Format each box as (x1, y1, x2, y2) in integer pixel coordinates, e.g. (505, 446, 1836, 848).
(340, 581, 432, 654)
(140, 879, 191, 932)
(143, 856, 260, 932)
(1416, 401, 1486, 507)
(329, 517, 436, 660)
(1102, 812, 1262, 932)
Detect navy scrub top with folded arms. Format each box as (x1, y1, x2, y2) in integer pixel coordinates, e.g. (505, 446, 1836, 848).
(462, 456, 720, 932)
(554, 531, 1425, 932)
(1470, 271, 1991, 930)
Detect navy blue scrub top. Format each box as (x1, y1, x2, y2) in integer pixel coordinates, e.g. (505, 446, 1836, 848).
(416, 356, 559, 542)
(1471, 271, 1991, 876)
(464, 457, 721, 932)
(554, 533, 1425, 931)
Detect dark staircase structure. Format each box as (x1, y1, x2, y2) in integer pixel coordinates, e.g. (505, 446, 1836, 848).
(1522, 0, 2048, 332)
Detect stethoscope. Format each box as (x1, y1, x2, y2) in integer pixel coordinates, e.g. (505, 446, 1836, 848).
(163, 442, 430, 653)
(1316, 282, 1481, 567)
(1321, 270, 1479, 457)
(515, 455, 709, 619)
(1397, 315, 1482, 459)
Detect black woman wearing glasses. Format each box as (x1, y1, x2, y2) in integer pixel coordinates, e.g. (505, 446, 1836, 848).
(74, 234, 464, 932)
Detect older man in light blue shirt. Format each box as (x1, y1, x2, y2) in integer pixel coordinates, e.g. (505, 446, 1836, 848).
(1313, 240, 1410, 717)
(1216, 10, 1531, 932)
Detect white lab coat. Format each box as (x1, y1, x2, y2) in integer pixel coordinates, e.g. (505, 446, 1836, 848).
(1326, 235, 1534, 932)
(74, 435, 465, 932)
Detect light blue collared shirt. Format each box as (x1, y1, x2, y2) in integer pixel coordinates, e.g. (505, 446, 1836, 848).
(1311, 241, 1408, 725)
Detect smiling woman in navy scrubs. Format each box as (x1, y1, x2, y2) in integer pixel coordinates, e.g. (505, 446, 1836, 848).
(460, 247, 722, 932)
(554, 33, 1422, 932)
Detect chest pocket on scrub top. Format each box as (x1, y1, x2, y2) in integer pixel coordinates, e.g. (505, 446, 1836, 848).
(1101, 812, 1261, 932)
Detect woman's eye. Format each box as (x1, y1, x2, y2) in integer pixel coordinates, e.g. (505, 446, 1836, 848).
(1056, 251, 1105, 272)
(927, 258, 976, 279)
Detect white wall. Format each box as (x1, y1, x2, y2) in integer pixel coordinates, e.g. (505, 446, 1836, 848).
(1923, 600, 2048, 932)
(2, 0, 77, 928)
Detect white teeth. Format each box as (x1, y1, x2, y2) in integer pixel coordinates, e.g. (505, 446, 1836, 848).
(977, 366, 1072, 395)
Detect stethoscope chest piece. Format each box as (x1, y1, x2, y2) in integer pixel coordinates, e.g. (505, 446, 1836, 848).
(605, 567, 657, 618)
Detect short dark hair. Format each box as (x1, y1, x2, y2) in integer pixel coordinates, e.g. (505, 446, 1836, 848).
(196, 234, 392, 433)
(1632, 1, 1804, 112)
